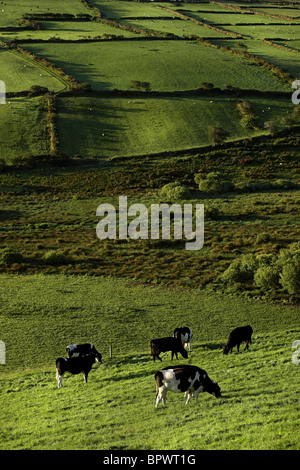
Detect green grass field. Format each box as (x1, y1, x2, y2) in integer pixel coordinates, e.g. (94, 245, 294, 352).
(24, 40, 291, 92)
(0, 0, 299, 452)
(0, 274, 299, 450)
(0, 96, 49, 162)
(0, 0, 88, 27)
(0, 50, 65, 93)
(56, 95, 292, 158)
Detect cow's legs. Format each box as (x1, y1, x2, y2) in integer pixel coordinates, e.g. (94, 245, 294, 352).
(155, 386, 167, 407)
(185, 391, 193, 404)
(83, 372, 88, 383)
(153, 354, 162, 362)
(244, 340, 249, 351)
(57, 373, 64, 388)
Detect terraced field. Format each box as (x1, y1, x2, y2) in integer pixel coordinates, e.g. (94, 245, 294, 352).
(1, 0, 299, 161)
(0, 0, 299, 453)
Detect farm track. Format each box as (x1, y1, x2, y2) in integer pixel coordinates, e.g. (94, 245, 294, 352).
(8, 49, 70, 91)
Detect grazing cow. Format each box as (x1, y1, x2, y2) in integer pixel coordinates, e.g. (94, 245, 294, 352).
(173, 327, 192, 351)
(66, 343, 102, 362)
(56, 353, 98, 388)
(223, 325, 253, 355)
(150, 337, 188, 362)
(155, 364, 221, 407)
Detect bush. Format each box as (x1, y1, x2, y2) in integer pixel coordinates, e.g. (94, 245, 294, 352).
(220, 257, 254, 284)
(254, 265, 280, 290)
(257, 253, 277, 267)
(159, 182, 191, 200)
(240, 114, 258, 130)
(43, 250, 68, 266)
(195, 172, 234, 194)
(240, 253, 259, 276)
(279, 254, 300, 294)
(255, 232, 271, 244)
(0, 248, 23, 266)
(204, 204, 220, 220)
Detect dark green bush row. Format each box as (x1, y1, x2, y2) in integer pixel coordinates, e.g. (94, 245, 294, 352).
(0, 248, 68, 267)
(220, 243, 300, 294)
(194, 172, 299, 194)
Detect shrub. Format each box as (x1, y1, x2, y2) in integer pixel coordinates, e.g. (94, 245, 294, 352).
(0, 248, 23, 266)
(195, 172, 234, 194)
(240, 114, 258, 130)
(256, 253, 277, 267)
(280, 255, 300, 294)
(255, 232, 271, 244)
(240, 253, 258, 277)
(43, 250, 68, 266)
(254, 265, 280, 290)
(204, 204, 220, 220)
(220, 258, 253, 284)
(159, 182, 191, 200)
(209, 126, 229, 146)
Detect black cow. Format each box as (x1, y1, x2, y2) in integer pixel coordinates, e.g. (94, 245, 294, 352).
(66, 343, 102, 362)
(155, 364, 221, 406)
(223, 325, 253, 355)
(56, 353, 98, 388)
(150, 337, 188, 362)
(173, 327, 192, 351)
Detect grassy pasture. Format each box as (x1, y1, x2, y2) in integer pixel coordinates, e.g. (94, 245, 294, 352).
(212, 37, 300, 78)
(278, 39, 300, 51)
(118, 18, 228, 38)
(0, 0, 88, 28)
(56, 95, 292, 159)
(249, 7, 300, 18)
(56, 95, 249, 158)
(0, 21, 137, 42)
(185, 11, 295, 25)
(0, 274, 299, 450)
(24, 40, 291, 92)
(221, 23, 300, 40)
(91, 0, 174, 19)
(0, 50, 65, 93)
(0, 97, 49, 162)
(0, 0, 300, 451)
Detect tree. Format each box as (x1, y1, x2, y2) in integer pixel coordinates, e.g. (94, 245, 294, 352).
(264, 121, 278, 137)
(209, 126, 229, 146)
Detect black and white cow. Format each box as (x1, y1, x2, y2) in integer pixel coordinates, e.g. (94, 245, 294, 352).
(223, 325, 253, 355)
(155, 364, 221, 407)
(150, 337, 188, 362)
(173, 327, 192, 352)
(66, 343, 102, 362)
(56, 353, 98, 388)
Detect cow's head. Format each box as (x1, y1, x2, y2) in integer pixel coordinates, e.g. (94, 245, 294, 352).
(211, 382, 222, 398)
(95, 352, 102, 363)
(222, 345, 230, 355)
(204, 377, 222, 398)
(182, 349, 188, 359)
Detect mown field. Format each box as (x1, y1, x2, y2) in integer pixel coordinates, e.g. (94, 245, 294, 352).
(0, 274, 299, 450)
(0, 0, 299, 452)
